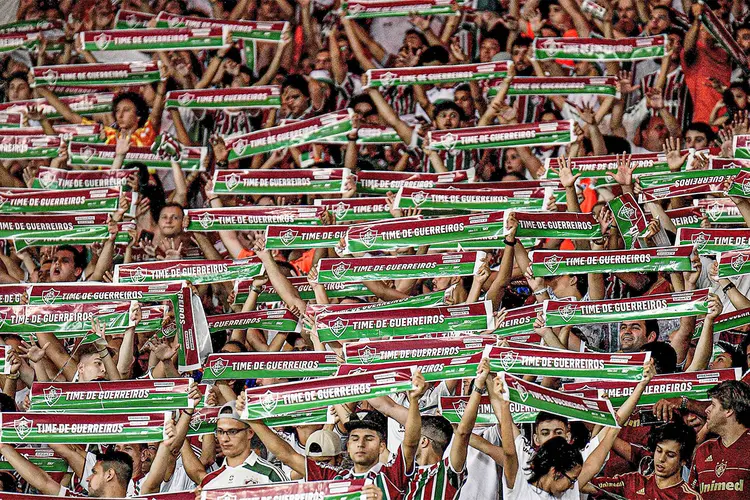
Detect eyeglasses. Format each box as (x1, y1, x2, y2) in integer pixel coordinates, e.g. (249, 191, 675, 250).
(215, 428, 248, 437)
(561, 471, 578, 485)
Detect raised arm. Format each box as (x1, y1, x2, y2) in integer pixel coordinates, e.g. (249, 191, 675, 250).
(0, 444, 62, 495)
(686, 294, 722, 372)
(451, 359, 490, 472)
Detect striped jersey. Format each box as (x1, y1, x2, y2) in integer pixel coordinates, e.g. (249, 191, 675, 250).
(306, 445, 412, 500)
(404, 457, 466, 500)
(640, 66, 692, 132)
(383, 86, 417, 117)
(200, 451, 288, 489)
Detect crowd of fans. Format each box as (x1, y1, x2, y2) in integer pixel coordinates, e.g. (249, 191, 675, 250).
(0, 0, 748, 498)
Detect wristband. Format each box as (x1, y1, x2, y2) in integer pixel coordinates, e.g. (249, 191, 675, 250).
(7, 373, 19, 380)
(207, 197, 219, 203)
(503, 238, 517, 246)
(473, 385, 487, 395)
(216, 160, 228, 169)
(722, 282, 736, 294)
(679, 395, 688, 411)
(533, 288, 548, 296)
(250, 285, 262, 294)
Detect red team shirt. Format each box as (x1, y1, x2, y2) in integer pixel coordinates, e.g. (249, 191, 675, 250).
(689, 429, 750, 499)
(592, 472, 702, 499)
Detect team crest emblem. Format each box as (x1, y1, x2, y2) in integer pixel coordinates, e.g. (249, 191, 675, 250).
(42, 288, 60, 304)
(543, 255, 563, 274)
(378, 71, 397, 87)
(360, 228, 378, 248)
(81, 146, 96, 163)
(499, 351, 519, 371)
(541, 38, 561, 53)
(178, 93, 195, 107)
(13, 417, 33, 440)
(38, 170, 56, 189)
(125, 14, 140, 27)
(452, 400, 468, 418)
(741, 180, 750, 196)
(279, 229, 298, 246)
(358, 346, 378, 364)
(43, 387, 62, 406)
(411, 191, 428, 206)
(517, 383, 529, 402)
(329, 317, 349, 338)
(706, 202, 723, 222)
(0, 311, 8, 328)
(715, 460, 727, 478)
(260, 390, 277, 414)
(439, 132, 458, 151)
(42, 69, 58, 86)
(559, 304, 577, 322)
(131, 267, 147, 283)
(94, 33, 112, 50)
(209, 357, 229, 377)
(231, 139, 247, 157)
(332, 202, 350, 220)
(0, 196, 6, 209)
(225, 173, 241, 192)
(216, 493, 238, 500)
(331, 262, 350, 280)
(617, 203, 637, 221)
(166, 16, 182, 28)
(198, 212, 215, 229)
(691, 232, 710, 250)
(731, 254, 748, 273)
(188, 411, 205, 431)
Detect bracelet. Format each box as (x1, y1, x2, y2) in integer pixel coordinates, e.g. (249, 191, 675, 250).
(592, 237, 606, 245)
(722, 282, 736, 294)
(679, 396, 688, 411)
(7, 373, 19, 380)
(207, 197, 219, 203)
(533, 288, 548, 296)
(216, 160, 228, 168)
(96, 348, 110, 357)
(503, 238, 517, 246)
(473, 385, 487, 395)
(184, 409, 195, 416)
(250, 285, 262, 294)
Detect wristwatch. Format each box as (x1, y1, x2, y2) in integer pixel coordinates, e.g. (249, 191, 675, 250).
(473, 385, 487, 395)
(679, 396, 689, 411)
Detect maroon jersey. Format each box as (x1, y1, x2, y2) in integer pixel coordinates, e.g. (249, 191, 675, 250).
(306, 446, 412, 500)
(689, 429, 750, 499)
(404, 456, 466, 500)
(602, 411, 652, 476)
(592, 472, 702, 499)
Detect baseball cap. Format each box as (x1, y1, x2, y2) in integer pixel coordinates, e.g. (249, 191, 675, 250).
(310, 70, 335, 86)
(305, 430, 342, 457)
(344, 410, 387, 437)
(217, 400, 248, 425)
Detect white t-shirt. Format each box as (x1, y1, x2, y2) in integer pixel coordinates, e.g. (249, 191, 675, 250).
(159, 456, 196, 493)
(458, 426, 502, 500)
(502, 434, 601, 500)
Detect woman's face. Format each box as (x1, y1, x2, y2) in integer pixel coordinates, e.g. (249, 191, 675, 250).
(549, 465, 581, 497)
(504, 148, 524, 173)
(115, 99, 140, 130)
(282, 87, 310, 117)
(7, 78, 31, 102)
(731, 88, 748, 109)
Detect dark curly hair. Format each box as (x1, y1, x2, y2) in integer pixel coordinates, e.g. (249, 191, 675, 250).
(113, 91, 150, 129)
(526, 436, 583, 484)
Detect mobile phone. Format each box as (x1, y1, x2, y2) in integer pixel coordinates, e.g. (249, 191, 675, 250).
(639, 411, 666, 426)
(138, 231, 154, 245)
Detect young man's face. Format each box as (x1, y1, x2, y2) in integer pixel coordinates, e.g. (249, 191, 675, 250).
(435, 109, 460, 130)
(115, 99, 140, 131)
(641, 116, 669, 151)
(647, 8, 670, 35)
(479, 38, 501, 63)
(315, 50, 332, 72)
(50, 249, 81, 282)
(454, 91, 474, 119)
(548, 4, 571, 30)
(347, 428, 383, 467)
(709, 351, 734, 370)
(737, 28, 750, 54)
(617, 0, 638, 21)
(511, 45, 529, 72)
(684, 129, 708, 150)
(7, 78, 30, 102)
(282, 87, 310, 117)
(705, 397, 729, 434)
(216, 419, 252, 460)
(653, 440, 683, 478)
(158, 206, 184, 238)
(619, 320, 654, 352)
(533, 420, 570, 447)
(77, 353, 106, 382)
(86, 461, 109, 497)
